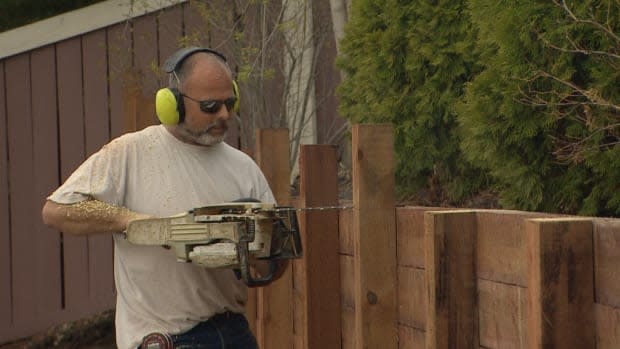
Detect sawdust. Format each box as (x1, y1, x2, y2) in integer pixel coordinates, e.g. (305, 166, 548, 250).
(61, 199, 149, 233)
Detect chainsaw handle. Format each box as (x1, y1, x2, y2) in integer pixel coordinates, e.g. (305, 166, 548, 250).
(236, 242, 280, 287)
(239, 259, 279, 288)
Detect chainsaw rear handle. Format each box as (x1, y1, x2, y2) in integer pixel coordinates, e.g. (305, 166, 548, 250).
(235, 243, 280, 287)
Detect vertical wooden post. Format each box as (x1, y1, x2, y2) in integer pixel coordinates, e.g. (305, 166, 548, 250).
(296, 144, 341, 348)
(352, 124, 397, 349)
(424, 210, 478, 349)
(527, 218, 595, 349)
(254, 128, 294, 349)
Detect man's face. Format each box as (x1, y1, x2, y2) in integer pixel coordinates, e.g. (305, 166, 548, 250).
(178, 58, 235, 146)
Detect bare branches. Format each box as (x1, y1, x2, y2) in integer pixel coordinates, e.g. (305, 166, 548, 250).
(552, 0, 620, 43)
(515, 1, 620, 164)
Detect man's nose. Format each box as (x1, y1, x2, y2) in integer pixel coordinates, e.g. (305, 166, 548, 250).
(215, 105, 231, 121)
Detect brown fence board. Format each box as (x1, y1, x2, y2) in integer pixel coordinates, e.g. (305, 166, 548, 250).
(398, 266, 425, 331)
(83, 30, 115, 311)
(133, 14, 159, 97)
(209, 0, 234, 59)
(425, 210, 479, 349)
(183, 1, 210, 47)
(352, 124, 397, 349)
(292, 262, 304, 348)
(297, 145, 341, 349)
(341, 305, 355, 349)
(398, 325, 425, 349)
(397, 208, 430, 269)
(6, 53, 37, 329)
(526, 218, 595, 349)
(254, 129, 293, 349)
(478, 279, 527, 349)
(595, 303, 620, 349)
(340, 254, 355, 311)
(594, 219, 620, 308)
(31, 46, 63, 325)
(132, 15, 159, 132)
(107, 23, 132, 139)
(339, 207, 354, 255)
(57, 38, 90, 315)
(0, 60, 11, 335)
(158, 5, 184, 64)
(476, 211, 546, 287)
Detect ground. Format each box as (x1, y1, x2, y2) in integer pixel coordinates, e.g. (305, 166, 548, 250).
(0, 310, 116, 349)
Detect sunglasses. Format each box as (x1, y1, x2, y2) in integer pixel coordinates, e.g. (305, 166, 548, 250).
(181, 94, 237, 114)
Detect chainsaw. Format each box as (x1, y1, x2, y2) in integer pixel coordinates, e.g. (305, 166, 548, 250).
(125, 200, 302, 287)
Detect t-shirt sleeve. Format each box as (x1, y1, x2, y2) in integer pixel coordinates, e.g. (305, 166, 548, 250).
(259, 186, 276, 205)
(255, 169, 276, 205)
(47, 138, 128, 206)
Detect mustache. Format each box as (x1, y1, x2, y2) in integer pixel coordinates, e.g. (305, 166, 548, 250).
(204, 120, 228, 132)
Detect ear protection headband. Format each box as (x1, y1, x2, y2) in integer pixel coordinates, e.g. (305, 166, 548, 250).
(155, 47, 240, 125)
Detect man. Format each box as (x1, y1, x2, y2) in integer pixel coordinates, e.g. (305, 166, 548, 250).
(42, 47, 275, 349)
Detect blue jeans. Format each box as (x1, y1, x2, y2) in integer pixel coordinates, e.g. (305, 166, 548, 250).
(142, 312, 259, 349)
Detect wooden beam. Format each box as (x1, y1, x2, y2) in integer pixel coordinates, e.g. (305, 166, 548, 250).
(527, 218, 595, 349)
(296, 144, 341, 349)
(595, 303, 620, 349)
(593, 219, 620, 308)
(478, 279, 527, 349)
(352, 124, 397, 349)
(398, 266, 426, 331)
(425, 210, 478, 349)
(254, 128, 293, 349)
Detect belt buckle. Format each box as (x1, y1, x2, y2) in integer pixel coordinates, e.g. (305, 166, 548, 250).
(142, 332, 173, 349)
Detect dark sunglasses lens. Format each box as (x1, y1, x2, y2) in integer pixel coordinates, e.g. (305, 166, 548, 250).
(199, 100, 221, 113)
(198, 97, 237, 113)
(224, 97, 237, 111)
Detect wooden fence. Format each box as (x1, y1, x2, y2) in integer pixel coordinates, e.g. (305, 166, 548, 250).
(0, 0, 344, 343)
(0, 4, 618, 345)
(251, 124, 620, 349)
(2, 99, 619, 348)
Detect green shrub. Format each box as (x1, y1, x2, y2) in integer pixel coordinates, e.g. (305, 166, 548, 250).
(337, 0, 487, 203)
(460, 0, 619, 215)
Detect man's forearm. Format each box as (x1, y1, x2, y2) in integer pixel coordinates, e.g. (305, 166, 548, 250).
(42, 199, 148, 236)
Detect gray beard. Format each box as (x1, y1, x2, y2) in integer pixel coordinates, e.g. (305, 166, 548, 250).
(178, 123, 226, 146)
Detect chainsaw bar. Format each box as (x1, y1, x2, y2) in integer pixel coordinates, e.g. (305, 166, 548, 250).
(275, 205, 353, 212)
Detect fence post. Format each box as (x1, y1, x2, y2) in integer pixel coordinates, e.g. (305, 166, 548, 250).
(424, 210, 478, 349)
(254, 128, 294, 349)
(351, 124, 397, 349)
(295, 144, 341, 348)
(526, 218, 595, 349)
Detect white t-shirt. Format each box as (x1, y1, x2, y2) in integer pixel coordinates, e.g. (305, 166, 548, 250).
(48, 125, 275, 349)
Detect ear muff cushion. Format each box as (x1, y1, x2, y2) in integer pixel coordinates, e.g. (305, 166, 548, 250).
(232, 80, 240, 113)
(156, 88, 182, 125)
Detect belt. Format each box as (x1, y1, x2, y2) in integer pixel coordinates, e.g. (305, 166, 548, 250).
(140, 312, 240, 349)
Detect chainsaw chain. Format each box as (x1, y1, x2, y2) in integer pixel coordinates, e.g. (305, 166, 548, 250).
(275, 205, 353, 212)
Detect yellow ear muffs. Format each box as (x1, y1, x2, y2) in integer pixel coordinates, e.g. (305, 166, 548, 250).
(156, 87, 184, 125)
(232, 80, 240, 113)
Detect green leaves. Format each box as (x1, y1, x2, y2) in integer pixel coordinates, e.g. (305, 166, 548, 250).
(339, 0, 486, 203)
(338, 0, 619, 216)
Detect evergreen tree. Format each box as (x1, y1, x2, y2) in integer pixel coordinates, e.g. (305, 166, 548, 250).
(337, 0, 486, 203)
(460, 0, 619, 215)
